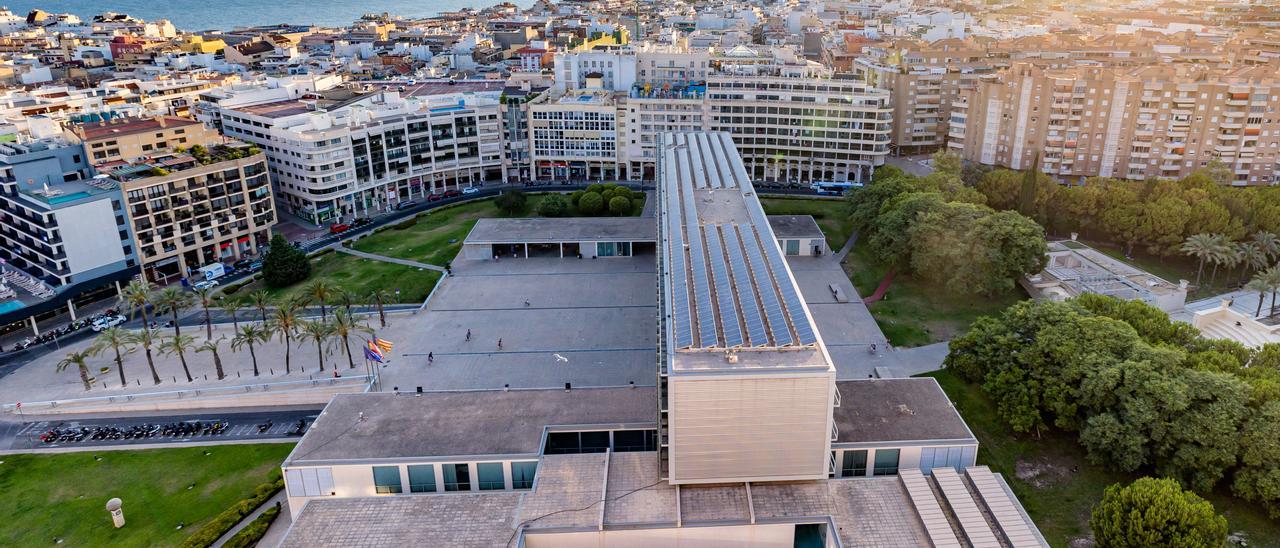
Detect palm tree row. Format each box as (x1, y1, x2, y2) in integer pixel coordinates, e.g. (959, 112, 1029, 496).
(68, 280, 388, 390)
(1181, 231, 1280, 288)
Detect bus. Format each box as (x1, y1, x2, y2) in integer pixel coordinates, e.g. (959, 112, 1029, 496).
(810, 181, 862, 196)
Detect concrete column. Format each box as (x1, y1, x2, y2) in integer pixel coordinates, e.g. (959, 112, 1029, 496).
(30, 315, 39, 336)
(523, 243, 529, 259)
(559, 243, 564, 258)
(115, 280, 123, 296)
(67, 299, 77, 322)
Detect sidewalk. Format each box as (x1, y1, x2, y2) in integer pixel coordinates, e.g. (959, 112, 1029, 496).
(212, 490, 287, 548)
(334, 246, 448, 273)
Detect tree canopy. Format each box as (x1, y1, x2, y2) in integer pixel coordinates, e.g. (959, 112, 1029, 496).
(1090, 477, 1227, 548)
(261, 234, 310, 288)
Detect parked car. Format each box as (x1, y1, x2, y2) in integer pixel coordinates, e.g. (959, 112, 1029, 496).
(395, 200, 417, 210)
(442, 190, 462, 199)
(249, 261, 263, 272)
(462, 186, 480, 195)
(192, 280, 219, 291)
(426, 193, 443, 202)
(91, 315, 127, 332)
(233, 258, 254, 271)
(352, 217, 372, 227)
(329, 223, 351, 234)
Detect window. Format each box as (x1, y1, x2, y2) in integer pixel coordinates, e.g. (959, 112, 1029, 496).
(478, 463, 505, 490)
(407, 464, 436, 493)
(613, 430, 657, 452)
(842, 450, 868, 477)
(285, 468, 334, 497)
(545, 431, 611, 454)
(511, 461, 537, 489)
(785, 239, 800, 255)
(443, 463, 471, 491)
(372, 466, 402, 494)
(873, 449, 900, 476)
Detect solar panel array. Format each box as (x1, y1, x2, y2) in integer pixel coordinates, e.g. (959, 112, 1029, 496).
(660, 131, 820, 351)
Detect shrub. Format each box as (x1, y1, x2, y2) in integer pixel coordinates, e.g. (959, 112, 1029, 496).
(1090, 477, 1227, 548)
(392, 216, 418, 230)
(608, 196, 632, 216)
(261, 234, 310, 289)
(586, 183, 604, 194)
(495, 189, 528, 215)
(537, 194, 570, 217)
(222, 505, 280, 548)
(578, 192, 604, 215)
(569, 190, 585, 206)
(179, 477, 283, 548)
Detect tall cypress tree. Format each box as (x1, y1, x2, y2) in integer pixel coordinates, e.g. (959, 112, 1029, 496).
(1019, 152, 1040, 217)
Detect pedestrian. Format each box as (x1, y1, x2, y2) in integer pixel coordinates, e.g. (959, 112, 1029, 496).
(497, 338, 503, 350)
(465, 329, 471, 341)
(428, 352, 434, 364)
(524, 299, 530, 307)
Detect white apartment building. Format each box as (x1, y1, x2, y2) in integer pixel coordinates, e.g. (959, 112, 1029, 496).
(208, 87, 503, 223)
(528, 87, 621, 181)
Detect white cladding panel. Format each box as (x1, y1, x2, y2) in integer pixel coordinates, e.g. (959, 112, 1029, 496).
(54, 198, 125, 276)
(525, 523, 797, 548)
(669, 374, 833, 483)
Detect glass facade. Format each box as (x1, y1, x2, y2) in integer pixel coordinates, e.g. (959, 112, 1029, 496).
(873, 449, 900, 476)
(613, 430, 658, 452)
(511, 461, 538, 489)
(372, 466, 402, 494)
(841, 450, 868, 477)
(545, 431, 611, 454)
(477, 462, 506, 490)
(407, 464, 436, 493)
(443, 463, 471, 491)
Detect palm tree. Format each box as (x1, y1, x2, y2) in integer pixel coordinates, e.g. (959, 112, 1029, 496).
(368, 288, 395, 328)
(219, 297, 245, 331)
(161, 333, 197, 382)
(196, 337, 227, 380)
(127, 328, 164, 385)
(1181, 233, 1219, 287)
(231, 323, 270, 376)
(1240, 242, 1269, 283)
(57, 349, 95, 391)
(1219, 243, 1244, 287)
(330, 308, 372, 369)
(153, 286, 192, 338)
(1246, 275, 1270, 318)
(299, 320, 332, 372)
(1267, 266, 1280, 317)
(118, 279, 155, 327)
(271, 302, 302, 374)
(1206, 234, 1233, 287)
(305, 280, 334, 320)
(194, 287, 217, 339)
(1254, 231, 1280, 263)
(91, 326, 135, 388)
(331, 288, 358, 314)
(249, 289, 273, 324)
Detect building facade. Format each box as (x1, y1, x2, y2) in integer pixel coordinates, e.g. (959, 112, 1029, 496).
(73, 115, 221, 165)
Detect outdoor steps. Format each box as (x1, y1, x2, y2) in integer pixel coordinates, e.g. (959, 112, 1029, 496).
(965, 466, 1046, 548)
(1197, 319, 1273, 348)
(899, 470, 962, 547)
(929, 467, 1004, 548)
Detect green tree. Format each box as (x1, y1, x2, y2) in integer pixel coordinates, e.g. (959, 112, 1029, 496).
(127, 328, 164, 385)
(367, 288, 394, 328)
(1247, 275, 1271, 317)
(91, 326, 135, 388)
(607, 195, 632, 216)
(330, 308, 372, 370)
(249, 289, 273, 323)
(305, 279, 335, 321)
(219, 297, 244, 331)
(495, 189, 528, 215)
(161, 333, 197, 382)
(578, 191, 604, 215)
(965, 210, 1048, 296)
(270, 302, 301, 374)
(1090, 477, 1227, 548)
(194, 287, 217, 339)
(930, 150, 962, 177)
(262, 234, 310, 288)
(1181, 233, 1224, 286)
(537, 194, 570, 217)
(153, 286, 192, 338)
(1018, 153, 1039, 216)
(117, 279, 155, 327)
(975, 169, 1022, 212)
(868, 191, 947, 268)
(299, 320, 333, 372)
(1232, 399, 1280, 517)
(196, 336, 227, 380)
(56, 349, 95, 391)
(1253, 230, 1280, 263)
(231, 323, 271, 377)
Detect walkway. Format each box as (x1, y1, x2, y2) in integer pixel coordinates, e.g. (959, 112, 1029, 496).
(833, 231, 859, 263)
(334, 246, 448, 273)
(862, 270, 896, 304)
(640, 190, 656, 218)
(211, 490, 287, 548)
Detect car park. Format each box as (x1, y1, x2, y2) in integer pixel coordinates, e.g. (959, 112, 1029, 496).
(92, 315, 126, 332)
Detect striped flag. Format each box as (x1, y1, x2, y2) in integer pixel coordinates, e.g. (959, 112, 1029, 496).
(363, 345, 384, 363)
(366, 340, 385, 360)
(374, 337, 394, 352)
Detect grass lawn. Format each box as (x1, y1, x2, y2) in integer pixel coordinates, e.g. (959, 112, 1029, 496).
(0, 443, 293, 547)
(760, 197, 854, 250)
(844, 239, 1024, 347)
(232, 251, 441, 304)
(923, 369, 1280, 547)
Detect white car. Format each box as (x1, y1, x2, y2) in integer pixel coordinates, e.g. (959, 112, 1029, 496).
(462, 186, 480, 195)
(92, 315, 126, 332)
(192, 280, 220, 291)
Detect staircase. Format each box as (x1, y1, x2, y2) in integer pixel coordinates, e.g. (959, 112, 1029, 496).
(899, 467, 1048, 548)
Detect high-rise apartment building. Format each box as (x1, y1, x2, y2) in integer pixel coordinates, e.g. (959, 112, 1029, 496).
(528, 87, 621, 181)
(954, 62, 1280, 185)
(72, 115, 221, 164)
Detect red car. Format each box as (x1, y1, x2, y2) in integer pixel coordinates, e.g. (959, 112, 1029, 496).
(442, 189, 462, 198)
(329, 223, 351, 234)
(426, 192, 444, 202)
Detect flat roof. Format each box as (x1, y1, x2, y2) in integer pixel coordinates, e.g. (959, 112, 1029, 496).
(659, 132, 829, 371)
(236, 100, 313, 119)
(464, 217, 656, 244)
(402, 80, 505, 97)
(767, 215, 825, 240)
(77, 116, 201, 141)
(834, 378, 977, 444)
(286, 387, 655, 464)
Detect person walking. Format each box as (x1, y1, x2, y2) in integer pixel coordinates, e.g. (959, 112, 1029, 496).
(465, 329, 471, 341)
(497, 338, 503, 350)
(427, 352, 434, 364)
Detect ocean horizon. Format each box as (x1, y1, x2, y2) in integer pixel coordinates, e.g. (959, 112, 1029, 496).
(5, 0, 532, 30)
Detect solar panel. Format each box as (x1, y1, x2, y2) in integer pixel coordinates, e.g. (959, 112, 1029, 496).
(687, 133, 709, 189)
(722, 225, 767, 346)
(740, 225, 793, 347)
(705, 225, 743, 347)
(750, 223, 818, 346)
(663, 137, 694, 349)
(675, 144, 717, 348)
(716, 132, 743, 189)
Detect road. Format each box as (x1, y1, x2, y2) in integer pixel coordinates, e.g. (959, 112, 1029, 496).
(0, 408, 321, 452)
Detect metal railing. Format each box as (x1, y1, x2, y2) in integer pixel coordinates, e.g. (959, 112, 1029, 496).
(2, 374, 372, 414)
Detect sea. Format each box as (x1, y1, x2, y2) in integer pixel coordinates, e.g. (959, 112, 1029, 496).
(5, 0, 532, 30)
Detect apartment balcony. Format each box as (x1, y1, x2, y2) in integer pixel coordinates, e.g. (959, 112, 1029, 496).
(1226, 98, 1248, 107)
(1216, 144, 1238, 155)
(1223, 109, 1246, 118)
(1159, 163, 1182, 171)
(1134, 128, 1154, 137)
(1130, 151, 1150, 159)
(1166, 129, 1188, 139)
(948, 129, 966, 140)
(1172, 96, 1196, 104)
(1218, 133, 1240, 141)
(1162, 153, 1183, 161)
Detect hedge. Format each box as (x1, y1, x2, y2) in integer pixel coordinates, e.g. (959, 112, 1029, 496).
(178, 477, 283, 548)
(222, 505, 281, 548)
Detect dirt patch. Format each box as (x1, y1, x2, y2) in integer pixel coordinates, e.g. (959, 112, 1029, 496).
(1015, 457, 1072, 489)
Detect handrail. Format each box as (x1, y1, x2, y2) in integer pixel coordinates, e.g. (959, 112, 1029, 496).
(2, 374, 372, 413)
